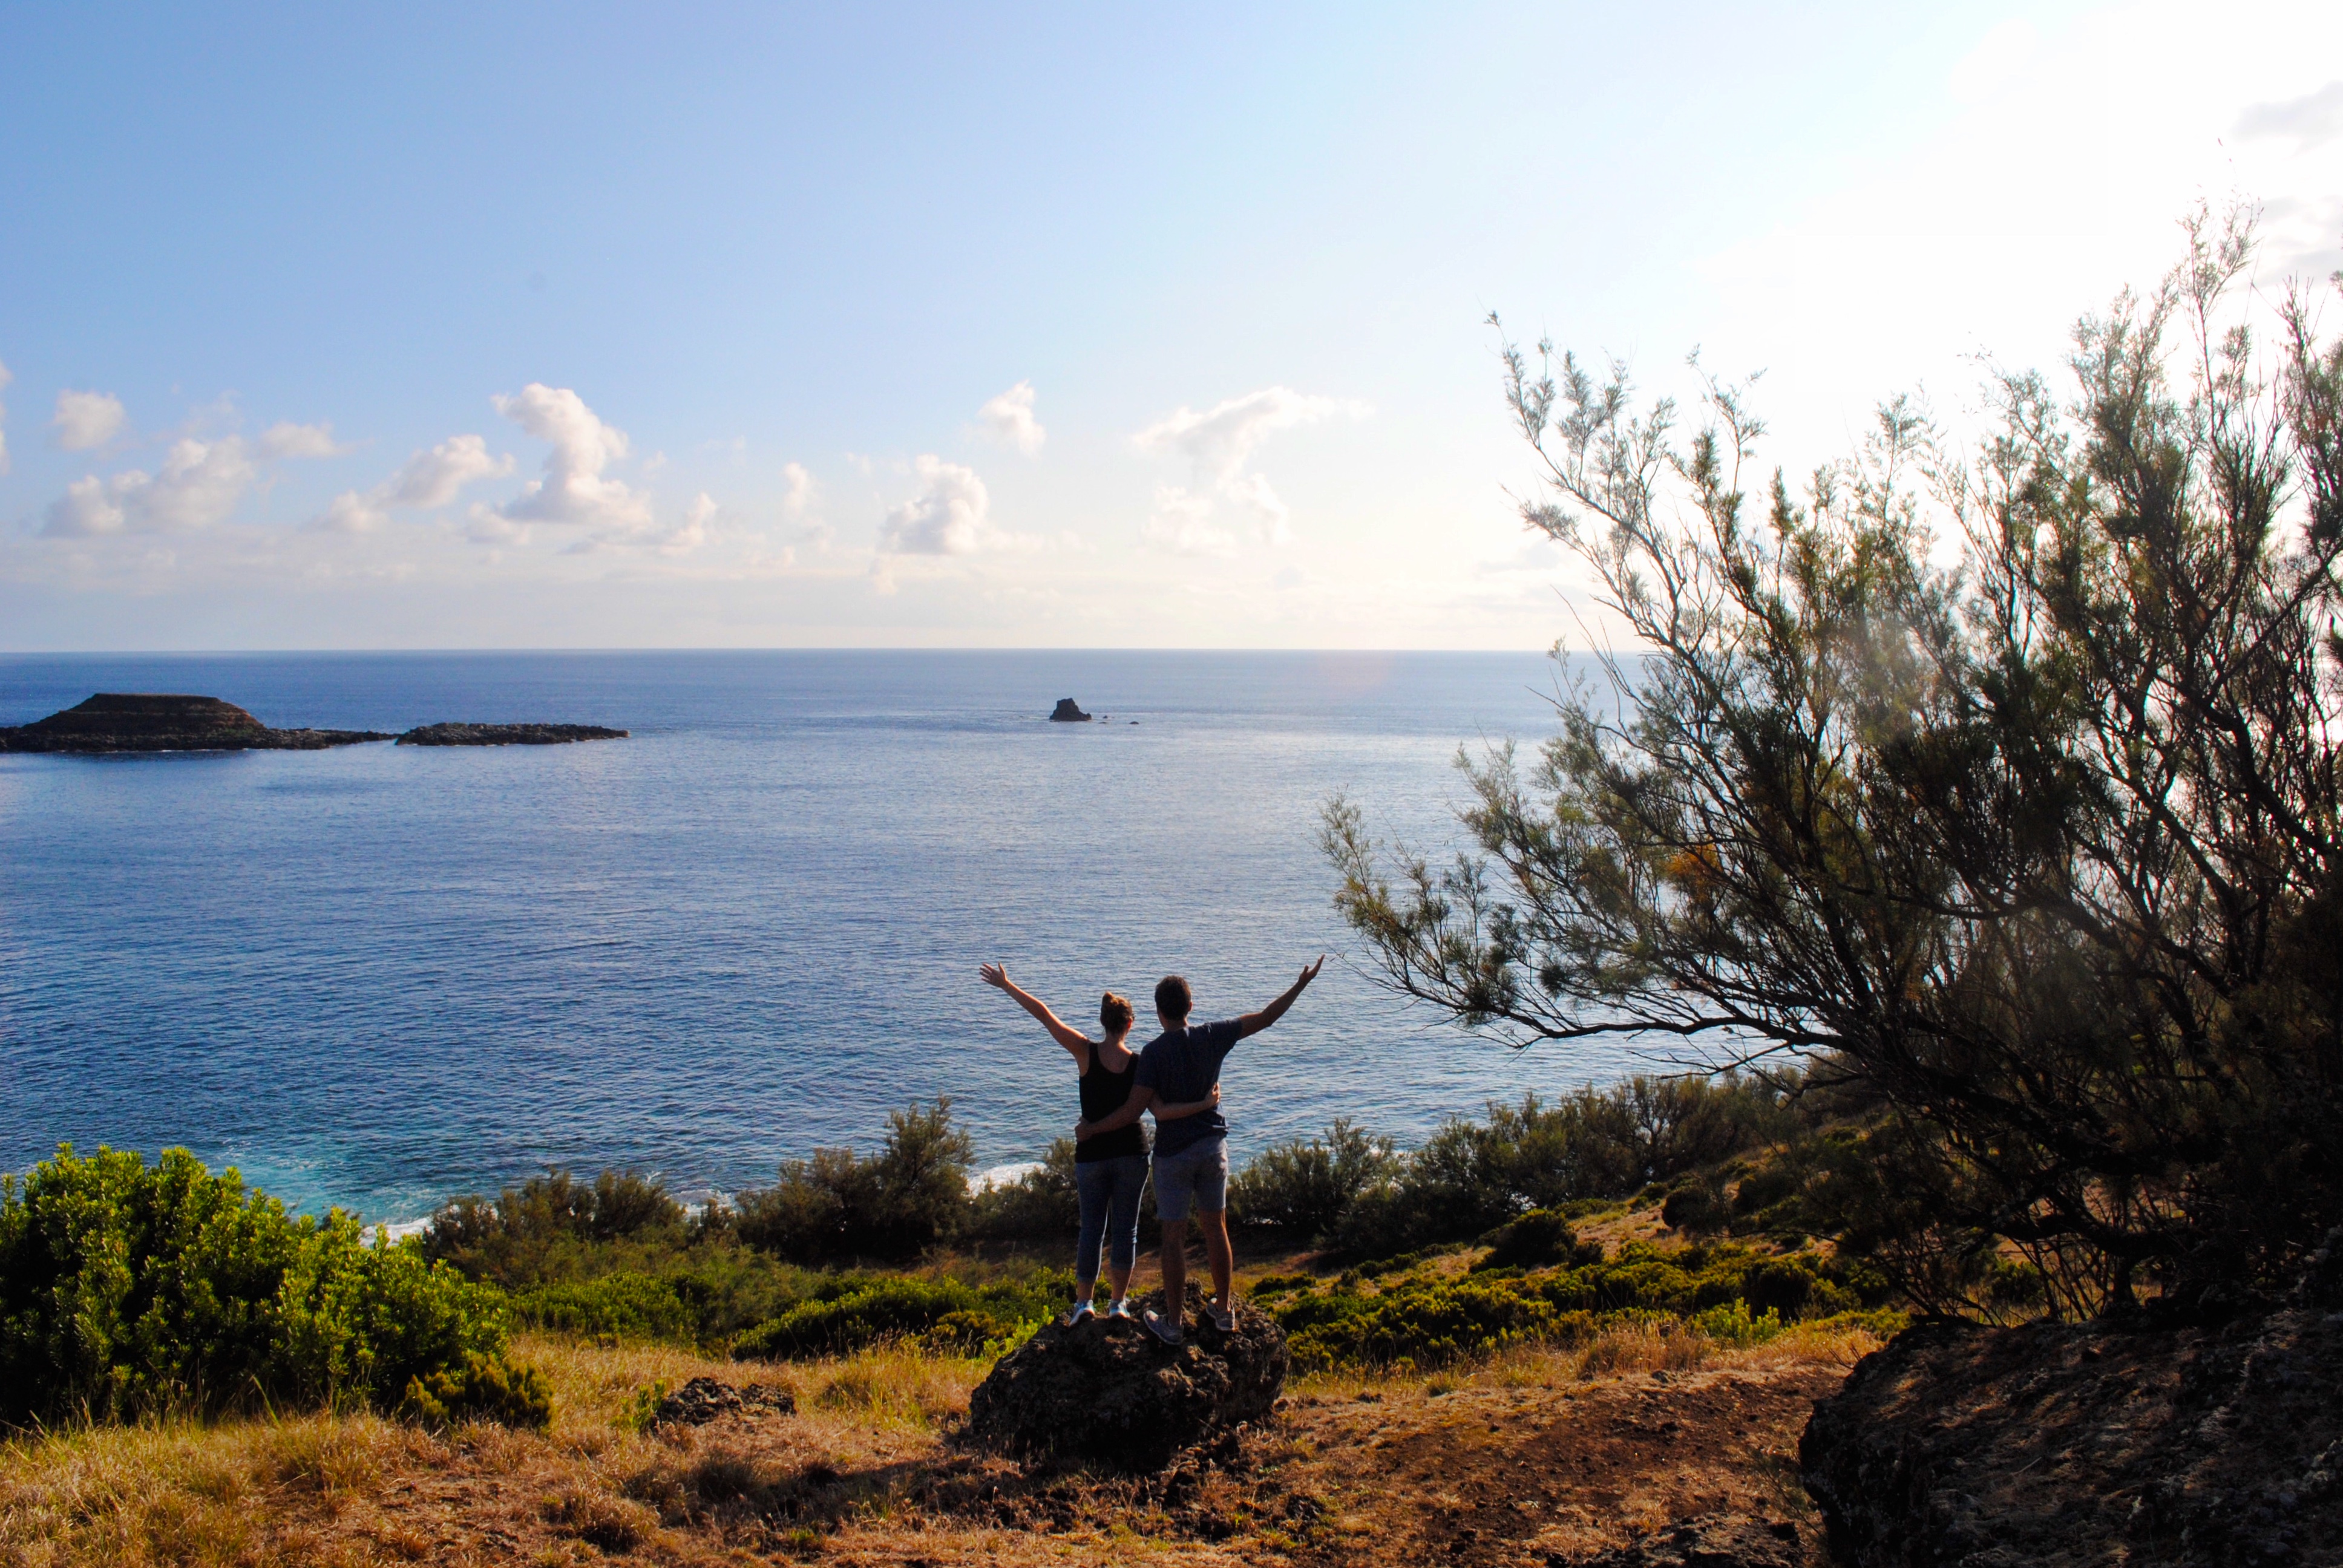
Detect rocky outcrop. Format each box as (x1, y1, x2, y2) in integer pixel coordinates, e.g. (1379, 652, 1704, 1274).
(650, 1376, 793, 1427)
(1049, 698, 1092, 722)
(966, 1285, 1288, 1470)
(397, 722, 628, 746)
(1801, 1298, 2343, 1566)
(0, 693, 392, 752)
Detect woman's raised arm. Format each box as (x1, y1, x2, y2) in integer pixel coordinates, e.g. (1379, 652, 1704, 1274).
(980, 963, 1092, 1057)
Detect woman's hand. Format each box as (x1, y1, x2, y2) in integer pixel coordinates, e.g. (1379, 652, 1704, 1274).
(980, 962, 1011, 991)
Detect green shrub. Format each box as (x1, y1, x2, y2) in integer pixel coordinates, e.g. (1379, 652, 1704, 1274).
(1229, 1120, 1398, 1240)
(730, 1267, 1069, 1361)
(736, 1099, 975, 1262)
(0, 1146, 510, 1423)
(1473, 1209, 1604, 1272)
(401, 1350, 554, 1431)
(419, 1166, 685, 1282)
(965, 1138, 1080, 1241)
(512, 1271, 699, 1343)
(1274, 1273, 1573, 1370)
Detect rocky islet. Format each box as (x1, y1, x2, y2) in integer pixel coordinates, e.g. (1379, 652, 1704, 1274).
(0, 693, 626, 753)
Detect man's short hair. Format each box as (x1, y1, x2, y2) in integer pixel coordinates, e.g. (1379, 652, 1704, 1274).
(1155, 975, 1193, 1021)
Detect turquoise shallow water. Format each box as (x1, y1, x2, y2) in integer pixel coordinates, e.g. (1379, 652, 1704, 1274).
(0, 650, 1656, 1224)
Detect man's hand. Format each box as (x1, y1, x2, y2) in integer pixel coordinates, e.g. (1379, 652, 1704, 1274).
(1236, 955, 1328, 1039)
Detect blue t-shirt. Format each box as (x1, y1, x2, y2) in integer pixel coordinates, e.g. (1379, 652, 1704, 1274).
(1135, 1018, 1243, 1158)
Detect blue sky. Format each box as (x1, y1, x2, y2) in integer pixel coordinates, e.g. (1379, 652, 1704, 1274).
(2, 2, 2337, 650)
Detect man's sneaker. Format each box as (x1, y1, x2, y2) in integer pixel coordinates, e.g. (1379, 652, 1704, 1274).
(1143, 1307, 1184, 1347)
(1208, 1300, 1236, 1333)
(1106, 1299, 1133, 1319)
(1061, 1301, 1095, 1327)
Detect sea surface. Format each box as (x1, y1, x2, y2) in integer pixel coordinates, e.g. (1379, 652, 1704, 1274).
(0, 650, 1666, 1226)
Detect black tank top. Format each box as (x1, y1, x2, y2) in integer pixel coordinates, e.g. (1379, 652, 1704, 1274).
(1075, 1043, 1146, 1163)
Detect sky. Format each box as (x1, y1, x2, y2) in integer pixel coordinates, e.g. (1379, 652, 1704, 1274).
(1, 1, 2338, 652)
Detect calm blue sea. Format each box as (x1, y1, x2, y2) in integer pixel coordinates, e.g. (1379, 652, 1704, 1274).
(0, 650, 1659, 1226)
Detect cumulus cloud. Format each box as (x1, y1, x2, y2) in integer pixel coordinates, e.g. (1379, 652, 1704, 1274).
(662, 492, 718, 555)
(978, 381, 1046, 455)
(52, 390, 125, 451)
(2237, 80, 2343, 145)
(1134, 385, 1368, 547)
(309, 433, 514, 533)
(0, 357, 11, 475)
(491, 384, 651, 530)
(44, 420, 343, 539)
(880, 456, 997, 555)
(255, 420, 349, 460)
(43, 437, 257, 536)
(783, 460, 816, 513)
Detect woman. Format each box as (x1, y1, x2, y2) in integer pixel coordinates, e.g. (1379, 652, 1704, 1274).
(980, 962, 1217, 1322)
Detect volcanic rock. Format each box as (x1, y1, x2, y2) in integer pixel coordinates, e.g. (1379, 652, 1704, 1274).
(397, 722, 628, 746)
(0, 693, 392, 753)
(650, 1376, 794, 1427)
(1801, 1296, 2343, 1566)
(1049, 698, 1092, 722)
(966, 1284, 1288, 1469)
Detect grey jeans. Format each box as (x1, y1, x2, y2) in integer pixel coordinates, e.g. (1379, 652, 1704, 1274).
(1150, 1135, 1228, 1223)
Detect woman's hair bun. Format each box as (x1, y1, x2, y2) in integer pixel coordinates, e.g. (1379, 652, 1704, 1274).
(1100, 991, 1136, 1033)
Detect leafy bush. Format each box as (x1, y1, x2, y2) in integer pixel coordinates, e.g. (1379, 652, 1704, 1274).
(401, 1350, 553, 1431)
(731, 1267, 1069, 1360)
(1228, 1120, 1397, 1240)
(0, 1146, 512, 1423)
(965, 1138, 1080, 1241)
(1473, 1209, 1604, 1272)
(512, 1271, 701, 1343)
(736, 1099, 975, 1262)
(1322, 1077, 1794, 1259)
(419, 1166, 686, 1282)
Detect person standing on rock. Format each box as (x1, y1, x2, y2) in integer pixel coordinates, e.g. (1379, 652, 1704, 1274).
(980, 964, 1222, 1324)
(1075, 958, 1325, 1346)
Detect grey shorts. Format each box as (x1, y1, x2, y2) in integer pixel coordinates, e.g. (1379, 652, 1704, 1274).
(1151, 1137, 1228, 1223)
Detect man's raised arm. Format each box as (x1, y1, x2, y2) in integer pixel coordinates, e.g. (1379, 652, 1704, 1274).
(1234, 956, 1326, 1040)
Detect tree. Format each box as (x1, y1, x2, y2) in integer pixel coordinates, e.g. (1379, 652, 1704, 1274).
(1326, 207, 2343, 1311)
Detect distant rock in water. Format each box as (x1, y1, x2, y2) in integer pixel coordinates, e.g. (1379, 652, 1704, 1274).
(398, 722, 628, 746)
(0, 693, 392, 753)
(1049, 697, 1092, 722)
(966, 1284, 1288, 1469)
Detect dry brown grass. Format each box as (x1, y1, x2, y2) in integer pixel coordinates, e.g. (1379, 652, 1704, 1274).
(0, 1319, 1883, 1568)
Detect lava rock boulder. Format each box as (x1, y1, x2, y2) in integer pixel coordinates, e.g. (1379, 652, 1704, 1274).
(967, 1285, 1288, 1469)
(1048, 697, 1092, 722)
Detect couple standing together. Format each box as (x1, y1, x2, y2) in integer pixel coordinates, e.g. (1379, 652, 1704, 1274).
(980, 958, 1323, 1347)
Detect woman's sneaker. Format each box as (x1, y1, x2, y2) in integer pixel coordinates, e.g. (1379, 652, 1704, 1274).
(1106, 1299, 1133, 1319)
(1061, 1301, 1095, 1327)
(1143, 1307, 1185, 1347)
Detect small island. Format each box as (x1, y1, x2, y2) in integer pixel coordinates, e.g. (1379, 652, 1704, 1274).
(397, 722, 628, 746)
(0, 693, 392, 753)
(1048, 697, 1092, 722)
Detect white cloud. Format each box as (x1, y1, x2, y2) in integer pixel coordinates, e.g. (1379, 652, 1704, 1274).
(2238, 80, 2343, 146)
(1134, 385, 1368, 547)
(661, 492, 718, 556)
(978, 381, 1047, 455)
(310, 433, 514, 532)
(52, 389, 126, 451)
(491, 384, 652, 529)
(43, 437, 255, 536)
(783, 461, 816, 513)
(0, 357, 11, 475)
(255, 420, 349, 460)
(880, 456, 994, 555)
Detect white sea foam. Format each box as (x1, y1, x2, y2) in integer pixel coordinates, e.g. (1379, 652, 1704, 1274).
(975, 1161, 1041, 1193)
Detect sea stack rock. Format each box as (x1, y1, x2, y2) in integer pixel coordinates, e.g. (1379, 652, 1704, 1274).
(0, 694, 392, 753)
(397, 722, 628, 746)
(966, 1285, 1288, 1469)
(1049, 697, 1092, 722)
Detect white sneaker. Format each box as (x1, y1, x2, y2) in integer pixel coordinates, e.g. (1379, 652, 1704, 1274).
(1061, 1301, 1095, 1327)
(1143, 1307, 1184, 1347)
(1106, 1298, 1133, 1319)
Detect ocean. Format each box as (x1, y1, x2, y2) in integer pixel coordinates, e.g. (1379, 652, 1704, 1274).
(0, 650, 1663, 1226)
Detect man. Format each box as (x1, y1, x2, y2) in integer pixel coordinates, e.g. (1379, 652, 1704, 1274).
(1074, 956, 1325, 1345)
